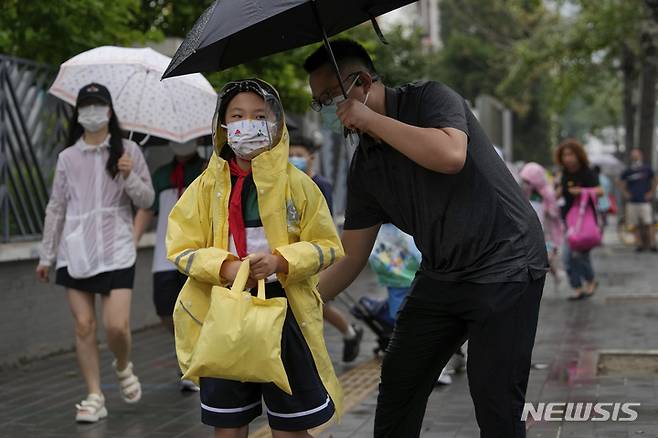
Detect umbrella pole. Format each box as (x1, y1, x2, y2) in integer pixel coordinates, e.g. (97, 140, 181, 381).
(311, 0, 348, 98)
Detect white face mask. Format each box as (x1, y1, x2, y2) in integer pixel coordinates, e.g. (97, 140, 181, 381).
(170, 140, 198, 156)
(78, 105, 110, 133)
(222, 119, 275, 160)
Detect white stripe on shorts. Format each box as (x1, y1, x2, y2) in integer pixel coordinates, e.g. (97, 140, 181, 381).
(265, 396, 331, 418)
(201, 399, 261, 414)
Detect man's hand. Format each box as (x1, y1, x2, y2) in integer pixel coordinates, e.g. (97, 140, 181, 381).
(247, 253, 287, 281)
(336, 98, 378, 132)
(319, 225, 381, 301)
(568, 186, 583, 196)
(645, 191, 654, 202)
(118, 152, 133, 178)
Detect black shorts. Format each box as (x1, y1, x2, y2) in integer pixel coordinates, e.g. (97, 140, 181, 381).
(153, 270, 188, 316)
(55, 265, 135, 295)
(199, 282, 335, 431)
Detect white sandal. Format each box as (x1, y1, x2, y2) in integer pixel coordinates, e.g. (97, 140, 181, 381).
(113, 360, 142, 404)
(75, 393, 107, 423)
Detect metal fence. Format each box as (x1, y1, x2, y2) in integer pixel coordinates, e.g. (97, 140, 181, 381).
(0, 55, 71, 242)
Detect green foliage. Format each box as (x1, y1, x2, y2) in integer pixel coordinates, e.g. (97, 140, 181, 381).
(437, 0, 555, 162)
(132, 0, 215, 39)
(0, 0, 150, 65)
(341, 24, 442, 86)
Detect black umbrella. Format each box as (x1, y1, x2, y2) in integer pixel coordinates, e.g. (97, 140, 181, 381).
(162, 0, 416, 95)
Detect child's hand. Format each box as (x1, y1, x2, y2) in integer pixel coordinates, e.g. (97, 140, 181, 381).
(220, 260, 257, 288)
(247, 253, 287, 280)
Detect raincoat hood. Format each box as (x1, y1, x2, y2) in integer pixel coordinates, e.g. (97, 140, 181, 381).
(519, 162, 548, 193)
(212, 78, 287, 166)
(520, 162, 563, 245)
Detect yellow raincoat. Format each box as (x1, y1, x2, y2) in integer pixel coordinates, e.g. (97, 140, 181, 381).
(166, 124, 345, 418)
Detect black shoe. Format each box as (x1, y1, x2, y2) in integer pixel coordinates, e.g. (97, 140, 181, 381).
(342, 325, 364, 363)
(650, 247, 658, 253)
(635, 246, 646, 253)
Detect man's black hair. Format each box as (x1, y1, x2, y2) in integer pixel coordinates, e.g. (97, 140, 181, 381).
(303, 39, 377, 75)
(289, 131, 316, 153)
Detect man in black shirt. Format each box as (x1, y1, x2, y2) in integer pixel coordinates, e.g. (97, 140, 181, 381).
(306, 40, 548, 438)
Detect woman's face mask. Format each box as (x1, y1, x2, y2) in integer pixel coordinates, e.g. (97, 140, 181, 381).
(78, 105, 110, 133)
(222, 119, 275, 160)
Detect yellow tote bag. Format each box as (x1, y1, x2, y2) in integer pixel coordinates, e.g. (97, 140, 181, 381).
(183, 260, 291, 394)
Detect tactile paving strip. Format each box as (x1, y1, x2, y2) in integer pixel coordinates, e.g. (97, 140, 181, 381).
(249, 358, 382, 437)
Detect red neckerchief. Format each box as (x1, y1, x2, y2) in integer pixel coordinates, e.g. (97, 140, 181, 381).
(228, 159, 252, 258)
(169, 161, 185, 198)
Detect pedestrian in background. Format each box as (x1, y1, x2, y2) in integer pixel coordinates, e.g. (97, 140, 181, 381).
(133, 139, 205, 391)
(520, 162, 565, 287)
(555, 139, 602, 301)
(36, 83, 154, 422)
(619, 148, 657, 252)
(288, 132, 364, 362)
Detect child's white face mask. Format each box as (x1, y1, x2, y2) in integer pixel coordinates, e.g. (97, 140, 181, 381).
(78, 105, 110, 133)
(222, 119, 275, 160)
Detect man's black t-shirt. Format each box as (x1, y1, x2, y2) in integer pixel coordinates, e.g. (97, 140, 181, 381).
(559, 167, 599, 219)
(344, 81, 548, 283)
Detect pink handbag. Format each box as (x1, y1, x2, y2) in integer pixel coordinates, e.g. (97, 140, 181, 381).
(566, 188, 602, 251)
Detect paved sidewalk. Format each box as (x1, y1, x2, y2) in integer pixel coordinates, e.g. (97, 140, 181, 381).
(1, 228, 658, 437)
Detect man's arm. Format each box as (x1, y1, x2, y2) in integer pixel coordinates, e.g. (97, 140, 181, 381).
(648, 174, 658, 201)
(368, 114, 467, 174)
(337, 98, 467, 174)
(616, 175, 631, 200)
(318, 224, 381, 302)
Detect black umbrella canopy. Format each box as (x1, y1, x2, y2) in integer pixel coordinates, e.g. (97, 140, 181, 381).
(162, 0, 416, 79)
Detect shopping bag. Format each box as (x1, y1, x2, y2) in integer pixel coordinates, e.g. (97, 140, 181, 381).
(566, 188, 602, 252)
(183, 259, 291, 394)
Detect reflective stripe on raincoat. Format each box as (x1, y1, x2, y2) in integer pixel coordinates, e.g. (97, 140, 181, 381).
(166, 125, 345, 417)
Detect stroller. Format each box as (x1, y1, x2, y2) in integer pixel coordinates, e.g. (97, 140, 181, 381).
(339, 224, 421, 355)
(339, 292, 395, 355)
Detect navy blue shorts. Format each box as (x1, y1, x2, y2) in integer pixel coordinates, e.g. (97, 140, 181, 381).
(199, 282, 335, 431)
(153, 270, 187, 316)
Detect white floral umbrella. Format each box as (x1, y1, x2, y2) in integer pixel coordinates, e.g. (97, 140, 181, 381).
(49, 46, 217, 143)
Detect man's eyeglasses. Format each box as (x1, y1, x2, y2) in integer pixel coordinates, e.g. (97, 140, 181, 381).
(310, 72, 361, 112)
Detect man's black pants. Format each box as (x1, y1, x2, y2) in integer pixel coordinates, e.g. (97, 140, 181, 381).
(374, 274, 545, 438)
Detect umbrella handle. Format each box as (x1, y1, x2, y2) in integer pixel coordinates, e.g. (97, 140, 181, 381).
(311, 0, 347, 98)
(369, 15, 389, 45)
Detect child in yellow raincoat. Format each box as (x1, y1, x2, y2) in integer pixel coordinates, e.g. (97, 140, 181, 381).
(166, 79, 344, 437)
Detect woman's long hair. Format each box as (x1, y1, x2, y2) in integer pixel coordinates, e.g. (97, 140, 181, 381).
(66, 101, 124, 178)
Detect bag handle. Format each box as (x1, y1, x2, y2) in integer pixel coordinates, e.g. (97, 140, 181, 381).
(230, 259, 266, 300)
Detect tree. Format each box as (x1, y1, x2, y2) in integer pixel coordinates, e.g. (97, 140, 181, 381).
(0, 0, 151, 65)
(437, 0, 556, 163)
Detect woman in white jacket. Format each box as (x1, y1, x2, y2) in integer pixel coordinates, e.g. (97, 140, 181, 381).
(36, 83, 154, 423)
